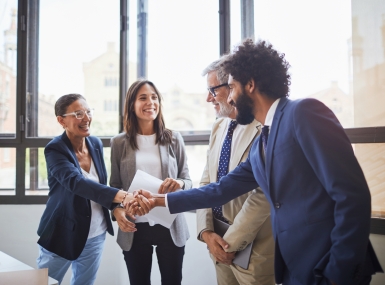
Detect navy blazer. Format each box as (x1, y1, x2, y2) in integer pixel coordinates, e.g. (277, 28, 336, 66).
(37, 132, 119, 260)
(167, 98, 382, 285)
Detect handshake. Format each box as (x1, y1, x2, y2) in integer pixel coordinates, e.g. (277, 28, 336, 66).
(114, 177, 181, 232)
(122, 189, 165, 216)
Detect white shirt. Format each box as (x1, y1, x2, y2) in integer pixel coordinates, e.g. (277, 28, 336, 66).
(81, 159, 107, 239)
(264, 98, 281, 130)
(135, 134, 162, 225)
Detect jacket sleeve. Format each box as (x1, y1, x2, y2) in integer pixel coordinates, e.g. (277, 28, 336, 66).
(168, 156, 259, 214)
(196, 147, 214, 242)
(45, 139, 119, 209)
(109, 136, 124, 220)
(109, 136, 123, 190)
(173, 131, 192, 190)
(223, 188, 271, 252)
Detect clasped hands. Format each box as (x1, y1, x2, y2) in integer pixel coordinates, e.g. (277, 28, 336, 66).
(123, 177, 182, 216)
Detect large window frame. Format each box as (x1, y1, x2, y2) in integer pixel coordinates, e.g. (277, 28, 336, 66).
(0, 0, 384, 235)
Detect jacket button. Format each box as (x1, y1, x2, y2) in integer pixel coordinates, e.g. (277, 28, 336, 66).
(275, 203, 281, 209)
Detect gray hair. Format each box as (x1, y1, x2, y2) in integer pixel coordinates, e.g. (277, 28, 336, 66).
(201, 55, 229, 84)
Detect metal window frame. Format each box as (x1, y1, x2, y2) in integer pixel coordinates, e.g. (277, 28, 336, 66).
(0, 0, 384, 236)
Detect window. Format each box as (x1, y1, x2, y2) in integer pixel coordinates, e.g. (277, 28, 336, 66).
(38, 0, 120, 137)
(141, 0, 219, 132)
(0, 147, 15, 195)
(0, 1, 17, 138)
(0, 0, 383, 226)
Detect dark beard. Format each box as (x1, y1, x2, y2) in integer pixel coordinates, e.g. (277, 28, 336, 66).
(235, 89, 254, 125)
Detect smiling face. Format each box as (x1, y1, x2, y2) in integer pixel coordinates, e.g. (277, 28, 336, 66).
(227, 74, 255, 125)
(57, 99, 92, 140)
(206, 71, 236, 119)
(133, 83, 159, 125)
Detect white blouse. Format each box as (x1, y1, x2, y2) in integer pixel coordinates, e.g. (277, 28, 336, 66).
(81, 159, 107, 239)
(135, 133, 162, 225)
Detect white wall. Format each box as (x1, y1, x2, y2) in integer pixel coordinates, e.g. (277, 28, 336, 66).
(0, 205, 384, 285)
(0, 205, 216, 285)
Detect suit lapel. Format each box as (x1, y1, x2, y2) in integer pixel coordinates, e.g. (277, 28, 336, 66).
(86, 137, 105, 184)
(159, 144, 169, 180)
(124, 138, 137, 188)
(61, 131, 80, 169)
(229, 120, 260, 170)
(209, 120, 227, 181)
(265, 98, 289, 190)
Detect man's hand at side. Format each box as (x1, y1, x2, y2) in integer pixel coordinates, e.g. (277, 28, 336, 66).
(201, 230, 235, 265)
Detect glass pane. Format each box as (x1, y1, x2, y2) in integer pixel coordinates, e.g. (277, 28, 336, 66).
(230, 0, 241, 48)
(252, 0, 354, 127)
(0, 2, 17, 138)
(0, 147, 16, 195)
(141, 0, 219, 132)
(351, 0, 385, 127)
(184, 145, 208, 187)
(25, 148, 48, 195)
(354, 143, 385, 218)
(38, 0, 120, 137)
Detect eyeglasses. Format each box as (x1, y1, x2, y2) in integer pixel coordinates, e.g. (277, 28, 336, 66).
(62, 109, 94, 119)
(207, 83, 228, 97)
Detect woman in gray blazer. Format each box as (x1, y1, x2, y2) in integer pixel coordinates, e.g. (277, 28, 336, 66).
(110, 79, 191, 285)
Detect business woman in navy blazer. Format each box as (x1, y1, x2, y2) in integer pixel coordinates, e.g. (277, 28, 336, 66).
(133, 40, 383, 285)
(37, 94, 135, 285)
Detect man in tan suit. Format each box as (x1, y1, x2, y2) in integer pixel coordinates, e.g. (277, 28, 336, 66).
(197, 58, 275, 285)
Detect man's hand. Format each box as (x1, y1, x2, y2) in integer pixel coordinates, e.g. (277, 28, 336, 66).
(124, 189, 156, 216)
(201, 230, 235, 265)
(112, 207, 137, 232)
(158, 178, 183, 194)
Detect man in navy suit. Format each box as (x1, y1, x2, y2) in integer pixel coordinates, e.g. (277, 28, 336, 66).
(130, 39, 383, 285)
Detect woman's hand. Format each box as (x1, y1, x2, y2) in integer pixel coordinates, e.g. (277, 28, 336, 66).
(158, 178, 183, 194)
(123, 192, 134, 205)
(124, 189, 154, 216)
(112, 207, 137, 232)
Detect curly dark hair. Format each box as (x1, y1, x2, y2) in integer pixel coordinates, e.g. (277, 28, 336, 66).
(222, 39, 291, 99)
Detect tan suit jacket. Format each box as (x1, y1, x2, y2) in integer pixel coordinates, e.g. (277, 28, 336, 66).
(196, 118, 274, 278)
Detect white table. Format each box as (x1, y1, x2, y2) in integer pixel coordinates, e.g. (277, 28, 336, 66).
(0, 251, 58, 285)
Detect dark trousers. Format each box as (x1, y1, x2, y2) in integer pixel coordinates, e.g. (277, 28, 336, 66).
(123, 223, 185, 285)
(282, 265, 372, 285)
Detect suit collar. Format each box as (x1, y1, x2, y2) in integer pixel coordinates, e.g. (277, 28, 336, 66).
(159, 143, 169, 180)
(209, 118, 261, 180)
(87, 138, 105, 184)
(265, 97, 289, 189)
(60, 131, 105, 184)
(123, 136, 137, 185)
(229, 120, 260, 170)
(208, 119, 227, 180)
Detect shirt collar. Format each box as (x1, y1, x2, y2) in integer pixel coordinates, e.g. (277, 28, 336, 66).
(264, 98, 281, 128)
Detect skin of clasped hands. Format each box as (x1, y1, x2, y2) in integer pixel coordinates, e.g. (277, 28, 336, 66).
(123, 178, 184, 217)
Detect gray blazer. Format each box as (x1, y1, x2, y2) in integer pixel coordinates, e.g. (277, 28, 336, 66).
(110, 131, 191, 251)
